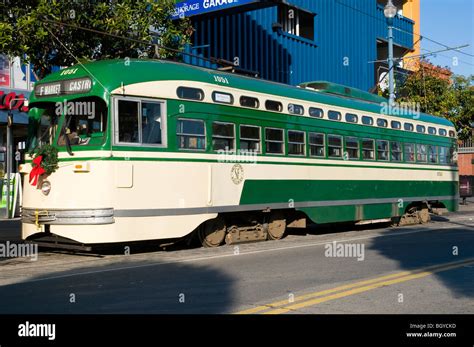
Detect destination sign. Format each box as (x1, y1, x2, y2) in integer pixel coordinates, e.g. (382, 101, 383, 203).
(34, 77, 92, 97)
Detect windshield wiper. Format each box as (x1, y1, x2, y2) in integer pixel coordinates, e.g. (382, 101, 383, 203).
(63, 116, 74, 156)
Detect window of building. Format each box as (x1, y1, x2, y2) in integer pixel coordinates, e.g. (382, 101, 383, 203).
(288, 104, 304, 115)
(377, 140, 389, 161)
(377, 118, 388, 128)
(177, 87, 204, 101)
(309, 132, 325, 157)
(416, 125, 426, 133)
(404, 123, 414, 131)
(404, 143, 415, 162)
(177, 119, 206, 150)
(212, 122, 235, 151)
(328, 135, 343, 158)
(391, 121, 401, 129)
(390, 141, 402, 161)
(416, 144, 427, 162)
(309, 107, 324, 118)
(265, 100, 283, 112)
(265, 128, 284, 154)
(428, 127, 437, 135)
(240, 125, 261, 153)
(345, 137, 359, 159)
(328, 110, 341, 121)
(288, 130, 305, 155)
(428, 145, 438, 164)
(278, 5, 315, 41)
(212, 91, 233, 104)
(362, 116, 374, 125)
(362, 139, 375, 160)
(240, 96, 259, 108)
(345, 113, 358, 123)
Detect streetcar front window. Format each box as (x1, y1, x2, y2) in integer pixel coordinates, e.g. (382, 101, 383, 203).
(27, 105, 58, 151)
(57, 97, 107, 147)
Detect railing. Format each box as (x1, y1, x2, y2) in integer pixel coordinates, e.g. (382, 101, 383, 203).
(375, 5, 414, 49)
(459, 138, 474, 153)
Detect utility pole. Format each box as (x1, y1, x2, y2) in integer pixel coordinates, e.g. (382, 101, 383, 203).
(384, 0, 397, 106)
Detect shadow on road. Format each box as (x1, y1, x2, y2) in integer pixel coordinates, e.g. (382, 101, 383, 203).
(367, 214, 474, 299)
(0, 259, 235, 314)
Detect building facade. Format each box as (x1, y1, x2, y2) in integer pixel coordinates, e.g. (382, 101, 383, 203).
(178, 0, 418, 91)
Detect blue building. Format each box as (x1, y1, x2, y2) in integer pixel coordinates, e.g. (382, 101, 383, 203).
(177, 0, 415, 92)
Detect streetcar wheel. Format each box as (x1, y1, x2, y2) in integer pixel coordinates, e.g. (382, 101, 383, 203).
(267, 213, 287, 240)
(199, 217, 226, 247)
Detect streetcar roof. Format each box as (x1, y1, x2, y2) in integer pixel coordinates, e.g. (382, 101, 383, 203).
(30, 59, 454, 127)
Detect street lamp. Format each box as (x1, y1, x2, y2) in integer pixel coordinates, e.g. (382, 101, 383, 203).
(384, 0, 397, 106)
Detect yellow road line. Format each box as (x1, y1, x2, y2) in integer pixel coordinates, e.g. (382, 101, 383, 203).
(236, 258, 474, 315)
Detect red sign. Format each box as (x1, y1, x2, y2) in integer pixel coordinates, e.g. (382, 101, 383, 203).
(0, 91, 29, 112)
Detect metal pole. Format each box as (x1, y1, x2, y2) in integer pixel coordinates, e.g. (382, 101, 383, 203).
(387, 17, 395, 106)
(5, 111, 12, 218)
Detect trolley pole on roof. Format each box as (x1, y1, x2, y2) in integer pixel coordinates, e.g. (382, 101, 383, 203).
(384, 0, 397, 106)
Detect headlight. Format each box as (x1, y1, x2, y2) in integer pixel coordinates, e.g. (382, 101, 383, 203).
(41, 180, 51, 195)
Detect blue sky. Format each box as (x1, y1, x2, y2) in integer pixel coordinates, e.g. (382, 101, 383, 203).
(421, 0, 474, 77)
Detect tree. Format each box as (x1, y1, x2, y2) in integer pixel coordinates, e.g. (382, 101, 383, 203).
(0, 0, 192, 79)
(396, 63, 473, 140)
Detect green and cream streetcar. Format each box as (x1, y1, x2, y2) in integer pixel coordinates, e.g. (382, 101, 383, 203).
(21, 59, 458, 249)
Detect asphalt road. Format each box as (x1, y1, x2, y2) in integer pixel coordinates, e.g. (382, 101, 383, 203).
(0, 208, 473, 314)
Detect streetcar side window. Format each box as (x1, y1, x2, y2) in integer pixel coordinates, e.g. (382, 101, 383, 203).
(345, 113, 358, 123)
(428, 127, 437, 135)
(390, 141, 403, 162)
(177, 87, 204, 101)
(117, 100, 140, 143)
(439, 147, 449, 164)
(177, 119, 206, 150)
(377, 140, 389, 161)
(265, 100, 283, 112)
(416, 125, 426, 133)
(391, 121, 401, 130)
(212, 91, 234, 105)
(328, 135, 343, 158)
(328, 111, 341, 121)
(265, 128, 284, 154)
(404, 123, 414, 131)
(309, 107, 324, 118)
(404, 143, 415, 162)
(141, 101, 163, 145)
(287, 130, 305, 156)
(439, 129, 447, 136)
(288, 104, 304, 115)
(345, 136, 359, 159)
(309, 132, 325, 157)
(416, 144, 427, 162)
(362, 138, 375, 160)
(240, 125, 261, 153)
(428, 145, 438, 164)
(449, 130, 456, 138)
(240, 96, 259, 108)
(212, 122, 235, 151)
(376, 118, 388, 128)
(362, 116, 373, 126)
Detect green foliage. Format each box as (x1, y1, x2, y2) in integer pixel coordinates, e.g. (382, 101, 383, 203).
(0, 0, 192, 79)
(30, 144, 59, 175)
(397, 66, 473, 140)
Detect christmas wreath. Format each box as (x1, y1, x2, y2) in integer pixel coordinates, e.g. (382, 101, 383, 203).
(29, 144, 59, 186)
